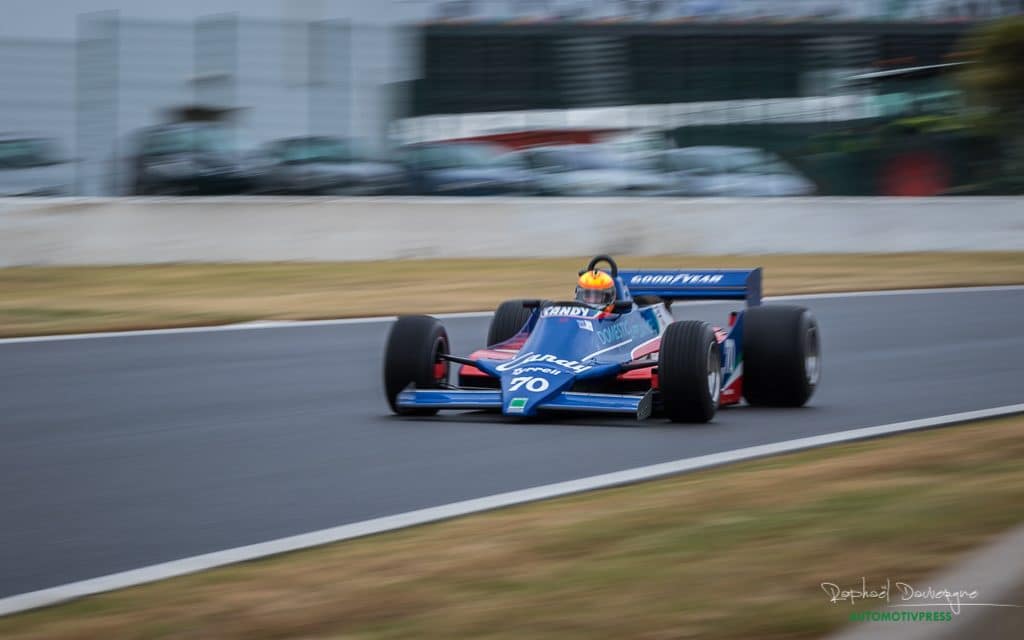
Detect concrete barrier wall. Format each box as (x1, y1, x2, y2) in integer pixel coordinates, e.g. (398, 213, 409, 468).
(1, 197, 1022, 266)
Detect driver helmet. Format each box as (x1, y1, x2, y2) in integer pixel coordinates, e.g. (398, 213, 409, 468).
(575, 270, 616, 308)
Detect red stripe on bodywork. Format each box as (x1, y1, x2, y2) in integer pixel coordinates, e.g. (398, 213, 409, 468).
(459, 365, 487, 378)
(468, 348, 518, 361)
(458, 347, 520, 379)
(630, 337, 660, 360)
(617, 367, 654, 381)
(720, 374, 742, 406)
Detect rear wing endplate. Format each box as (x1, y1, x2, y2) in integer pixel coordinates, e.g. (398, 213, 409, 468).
(619, 268, 761, 306)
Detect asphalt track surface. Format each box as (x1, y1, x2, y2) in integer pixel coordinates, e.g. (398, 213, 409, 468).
(1, 288, 1023, 599)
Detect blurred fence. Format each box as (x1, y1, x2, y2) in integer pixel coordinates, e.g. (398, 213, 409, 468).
(0, 13, 418, 195)
(428, 0, 1023, 22)
(403, 21, 1005, 195)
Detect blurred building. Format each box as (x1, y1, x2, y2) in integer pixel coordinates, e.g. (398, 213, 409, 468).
(0, 0, 1019, 194)
(0, 1, 428, 194)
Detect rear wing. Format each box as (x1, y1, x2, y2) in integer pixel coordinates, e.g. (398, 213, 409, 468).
(619, 268, 762, 306)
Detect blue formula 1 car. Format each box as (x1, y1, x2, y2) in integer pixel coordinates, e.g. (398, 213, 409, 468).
(383, 255, 820, 423)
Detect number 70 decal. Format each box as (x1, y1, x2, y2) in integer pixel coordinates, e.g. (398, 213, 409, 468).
(508, 376, 550, 392)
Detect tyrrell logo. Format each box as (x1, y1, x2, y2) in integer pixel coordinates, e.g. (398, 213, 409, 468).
(512, 366, 562, 376)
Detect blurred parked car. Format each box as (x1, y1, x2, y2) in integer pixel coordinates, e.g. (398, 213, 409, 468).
(0, 135, 74, 196)
(400, 142, 535, 195)
(660, 146, 816, 196)
(255, 136, 406, 195)
(127, 123, 259, 195)
(517, 144, 672, 196)
(598, 129, 672, 168)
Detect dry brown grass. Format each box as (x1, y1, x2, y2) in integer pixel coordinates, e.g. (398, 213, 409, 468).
(1, 252, 1022, 337)
(3, 416, 1024, 639)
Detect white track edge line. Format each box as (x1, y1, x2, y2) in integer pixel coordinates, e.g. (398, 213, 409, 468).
(1, 284, 1022, 346)
(0, 311, 495, 344)
(767, 284, 1024, 301)
(2, 402, 1022, 617)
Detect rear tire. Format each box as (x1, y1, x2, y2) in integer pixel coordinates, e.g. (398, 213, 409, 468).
(659, 320, 720, 423)
(487, 300, 534, 346)
(383, 315, 450, 415)
(743, 305, 820, 407)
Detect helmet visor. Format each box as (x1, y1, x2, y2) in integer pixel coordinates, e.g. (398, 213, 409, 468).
(575, 285, 614, 306)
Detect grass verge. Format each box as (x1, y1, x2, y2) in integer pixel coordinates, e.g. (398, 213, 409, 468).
(3, 415, 1024, 639)
(1, 252, 1023, 337)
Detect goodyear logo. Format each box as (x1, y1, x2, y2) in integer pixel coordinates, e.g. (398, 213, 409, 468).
(629, 273, 724, 286)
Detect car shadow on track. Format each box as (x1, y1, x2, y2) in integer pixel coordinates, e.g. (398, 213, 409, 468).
(387, 411, 725, 430)
(380, 403, 824, 431)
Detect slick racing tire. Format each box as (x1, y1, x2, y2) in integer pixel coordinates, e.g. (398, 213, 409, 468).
(487, 300, 535, 346)
(742, 305, 820, 407)
(659, 320, 721, 423)
(383, 315, 450, 415)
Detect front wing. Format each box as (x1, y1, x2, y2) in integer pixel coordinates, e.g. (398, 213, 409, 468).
(396, 386, 655, 420)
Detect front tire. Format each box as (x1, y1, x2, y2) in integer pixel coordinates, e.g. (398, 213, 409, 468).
(659, 320, 721, 423)
(383, 315, 450, 415)
(487, 300, 534, 346)
(743, 305, 820, 407)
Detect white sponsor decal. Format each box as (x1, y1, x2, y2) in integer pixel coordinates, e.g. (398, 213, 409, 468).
(541, 305, 596, 318)
(629, 273, 724, 286)
(508, 376, 550, 392)
(507, 397, 527, 413)
(495, 351, 593, 374)
(653, 304, 674, 329)
(577, 319, 594, 332)
(723, 338, 736, 374)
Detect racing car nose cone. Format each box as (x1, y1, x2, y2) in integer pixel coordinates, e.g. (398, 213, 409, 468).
(500, 369, 575, 417)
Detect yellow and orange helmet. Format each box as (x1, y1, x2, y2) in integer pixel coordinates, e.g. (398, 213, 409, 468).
(575, 269, 616, 307)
